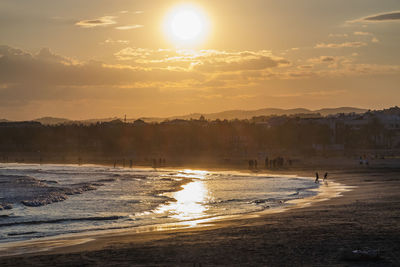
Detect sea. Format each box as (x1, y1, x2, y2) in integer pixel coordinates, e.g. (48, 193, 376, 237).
(0, 163, 319, 244)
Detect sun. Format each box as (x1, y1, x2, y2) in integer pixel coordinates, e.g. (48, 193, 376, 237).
(163, 4, 210, 46)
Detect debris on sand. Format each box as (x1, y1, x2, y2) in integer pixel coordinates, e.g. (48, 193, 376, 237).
(340, 248, 381, 262)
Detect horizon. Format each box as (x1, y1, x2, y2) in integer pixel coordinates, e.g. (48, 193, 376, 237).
(1, 0, 400, 120)
(0, 105, 383, 122)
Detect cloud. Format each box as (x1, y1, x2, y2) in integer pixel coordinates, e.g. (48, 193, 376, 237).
(351, 31, 381, 44)
(273, 90, 346, 98)
(341, 64, 400, 75)
(114, 47, 152, 60)
(349, 11, 400, 23)
(0, 45, 203, 91)
(352, 31, 380, 44)
(308, 56, 335, 64)
(0, 46, 219, 119)
(329, 33, 348, 38)
(119, 10, 144, 15)
(115, 25, 144, 30)
(298, 65, 313, 69)
(1, 44, 399, 115)
(101, 39, 130, 45)
(315, 42, 367, 48)
(321, 56, 335, 62)
(114, 48, 290, 72)
(75, 16, 117, 28)
(354, 31, 372, 36)
(371, 37, 380, 43)
(193, 55, 290, 72)
(363, 11, 400, 22)
(113, 46, 400, 85)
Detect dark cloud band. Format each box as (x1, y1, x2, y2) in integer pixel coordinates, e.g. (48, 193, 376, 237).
(364, 11, 400, 22)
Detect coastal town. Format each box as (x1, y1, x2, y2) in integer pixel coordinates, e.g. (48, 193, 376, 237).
(1, 107, 399, 169)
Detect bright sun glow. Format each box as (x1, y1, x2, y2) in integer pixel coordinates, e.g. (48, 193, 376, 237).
(164, 4, 210, 46)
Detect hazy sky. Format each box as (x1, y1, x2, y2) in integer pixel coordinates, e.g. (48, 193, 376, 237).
(1, 0, 399, 120)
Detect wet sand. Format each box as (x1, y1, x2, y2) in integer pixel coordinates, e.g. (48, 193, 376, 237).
(0, 167, 399, 266)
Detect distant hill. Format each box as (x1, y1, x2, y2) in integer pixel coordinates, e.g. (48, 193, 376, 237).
(4, 107, 368, 124)
(34, 117, 72, 125)
(315, 107, 367, 116)
(80, 117, 121, 125)
(147, 107, 368, 122)
(33, 117, 124, 125)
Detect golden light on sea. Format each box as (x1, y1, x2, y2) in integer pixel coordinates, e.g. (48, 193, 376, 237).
(155, 170, 212, 221)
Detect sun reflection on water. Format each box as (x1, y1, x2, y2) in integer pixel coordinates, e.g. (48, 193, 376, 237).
(155, 170, 212, 221)
(178, 169, 209, 179)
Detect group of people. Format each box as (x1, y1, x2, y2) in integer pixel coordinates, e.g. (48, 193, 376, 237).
(112, 158, 166, 169)
(265, 156, 291, 168)
(248, 159, 258, 169)
(248, 156, 292, 170)
(152, 158, 166, 168)
(315, 172, 328, 183)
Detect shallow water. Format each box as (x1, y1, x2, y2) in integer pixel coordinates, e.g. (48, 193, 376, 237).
(0, 163, 318, 243)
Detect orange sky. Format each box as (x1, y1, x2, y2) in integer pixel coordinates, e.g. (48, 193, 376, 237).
(0, 0, 399, 120)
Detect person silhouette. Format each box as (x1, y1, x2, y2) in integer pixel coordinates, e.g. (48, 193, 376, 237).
(315, 172, 319, 183)
(323, 172, 328, 181)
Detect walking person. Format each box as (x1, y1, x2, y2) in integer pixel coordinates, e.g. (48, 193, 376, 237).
(315, 172, 319, 183)
(323, 172, 328, 181)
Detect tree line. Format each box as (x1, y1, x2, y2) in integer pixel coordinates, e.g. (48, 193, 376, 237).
(0, 116, 397, 163)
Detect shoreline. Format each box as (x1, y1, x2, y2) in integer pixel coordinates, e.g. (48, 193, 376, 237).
(0, 164, 351, 257)
(0, 164, 399, 265)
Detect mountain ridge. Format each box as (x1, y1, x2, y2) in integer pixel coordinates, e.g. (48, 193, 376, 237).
(160, 107, 367, 121)
(1, 107, 368, 125)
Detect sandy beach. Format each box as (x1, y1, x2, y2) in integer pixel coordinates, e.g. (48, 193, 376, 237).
(0, 165, 399, 266)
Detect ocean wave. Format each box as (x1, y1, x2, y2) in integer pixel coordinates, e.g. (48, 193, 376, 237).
(39, 179, 59, 184)
(0, 215, 124, 228)
(7, 231, 38, 236)
(0, 174, 105, 209)
(207, 197, 286, 206)
(118, 174, 148, 180)
(0, 164, 320, 245)
(96, 178, 116, 183)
